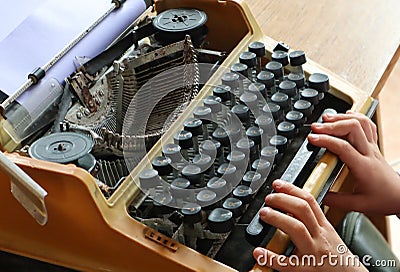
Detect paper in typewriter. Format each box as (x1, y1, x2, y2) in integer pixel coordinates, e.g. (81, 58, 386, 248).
(0, 0, 146, 115)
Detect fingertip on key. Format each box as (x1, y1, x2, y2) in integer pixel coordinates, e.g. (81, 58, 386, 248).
(308, 134, 319, 141)
(272, 179, 284, 188)
(259, 207, 270, 217)
(253, 247, 265, 257)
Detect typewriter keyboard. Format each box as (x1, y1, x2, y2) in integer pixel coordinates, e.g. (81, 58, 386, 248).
(128, 41, 350, 271)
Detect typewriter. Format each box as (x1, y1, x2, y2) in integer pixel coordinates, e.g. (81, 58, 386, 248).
(0, 0, 377, 271)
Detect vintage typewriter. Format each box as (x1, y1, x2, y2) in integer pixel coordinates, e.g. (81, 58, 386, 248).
(0, 0, 378, 271)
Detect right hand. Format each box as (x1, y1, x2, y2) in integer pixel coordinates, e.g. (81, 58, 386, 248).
(307, 110, 400, 215)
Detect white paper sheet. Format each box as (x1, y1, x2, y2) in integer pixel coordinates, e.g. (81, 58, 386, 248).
(0, 0, 146, 114)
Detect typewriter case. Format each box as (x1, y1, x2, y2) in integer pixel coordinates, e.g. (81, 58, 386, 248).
(0, 0, 376, 271)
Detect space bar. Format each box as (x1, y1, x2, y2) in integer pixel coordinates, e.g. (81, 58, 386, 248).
(245, 108, 337, 246)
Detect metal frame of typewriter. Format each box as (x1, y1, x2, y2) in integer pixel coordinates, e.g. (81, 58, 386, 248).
(0, 0, 376, 271)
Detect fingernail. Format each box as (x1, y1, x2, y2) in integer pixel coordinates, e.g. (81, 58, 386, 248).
(308, 134, 319, 141)
(273, 179, 284, 188)
(324, 113, 333, 118)
(346, 110, 355, 114)
(259, 207, 270, 217)
(254, 247, 264, 255)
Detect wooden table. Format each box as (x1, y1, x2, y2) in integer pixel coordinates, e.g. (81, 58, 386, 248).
(244, 0, 400, 97)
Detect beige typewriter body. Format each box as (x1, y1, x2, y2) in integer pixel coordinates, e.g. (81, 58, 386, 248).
(0, 0, 376, 271)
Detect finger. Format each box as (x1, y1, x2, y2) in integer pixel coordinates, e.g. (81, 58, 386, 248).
(307, 133, 367, 170)
(271, 180, 326, 224)
(253, 247, 291, 272)
(265, 192, 320, 237)
(346, 111, 378, 143)
(310, 119, 370, 155)
(323, 111, 377, 143)
(259, 206, 313, 249)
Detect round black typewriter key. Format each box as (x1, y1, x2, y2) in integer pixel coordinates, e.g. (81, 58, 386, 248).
(162, 143, 182, 165)
(294, 99, 314, 119)
(226, 126, 242, 144)
(174, 130, 193, 149)
(285, 110, 305, 128)
(223, 197, 244, 218)
(252, 159, 272, 178)
(248, 41, 266, 57)
(152, 156, 172, 177)
(231, 63, 248, 77)
(193, 153, 214, 176)
(239, 92, 258, 114)
(236, 138, 254, 159)
(277, 121, 296, 139)
(184, 118, 203, 152)
(212, 127, 230, 147)
(233, 185, 253, 204)
(246, 126, 264, 146)
(249, 41, 265, 72)
(139, 169, 162, 190)
(269, 135, 288, 153)
(217, 163, 238, 185)
(207, 208, 234, 233)
(257, 71, 275, 93)
(279, 80, 297, 98)
(204, 95, 222, 114)
(201, 139, 223, 164)
(301, 88, 319, 105)
(207, 177, 229, 197)
(153, 192, 174, 213)
(265, 61, 284, 80)
(181, 203, 203, 224)
(288, 72, 305, 89)
(242, 171, 262, 187)
(181, 164, 203, 186)
(239, 51, 257, 68)
(308, 73, 329, 100)
(262, 102, 283, 122)
(289, 50, 307, 66)
(213, 84, 232, 103)
(240, 137, 259, 164)
(255, 114, 274, 133)
(194, 106, 212, 125)
(273, 41, 290, 52)
(248, 82, 266, 99)
(174, 130, 193, 161)
(261, 145, 279, 164)
(308, 73, 330, 93)
(221, 72, 240, 91)
(231, 104, 250, 125)
(184, 118, 203, 136)
(197, 189, 217, 208)
(271, 92, 290, 112)
(227, 150, 247, 172)
(271, 50, 289, 67)
(170, 177, 191, 199)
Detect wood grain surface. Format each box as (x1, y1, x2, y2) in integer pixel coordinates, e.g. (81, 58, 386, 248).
(244, 0, 400, 96)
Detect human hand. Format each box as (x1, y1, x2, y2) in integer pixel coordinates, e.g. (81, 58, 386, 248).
(253, 180, 367, 272)
(307, 111, 400, 215)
